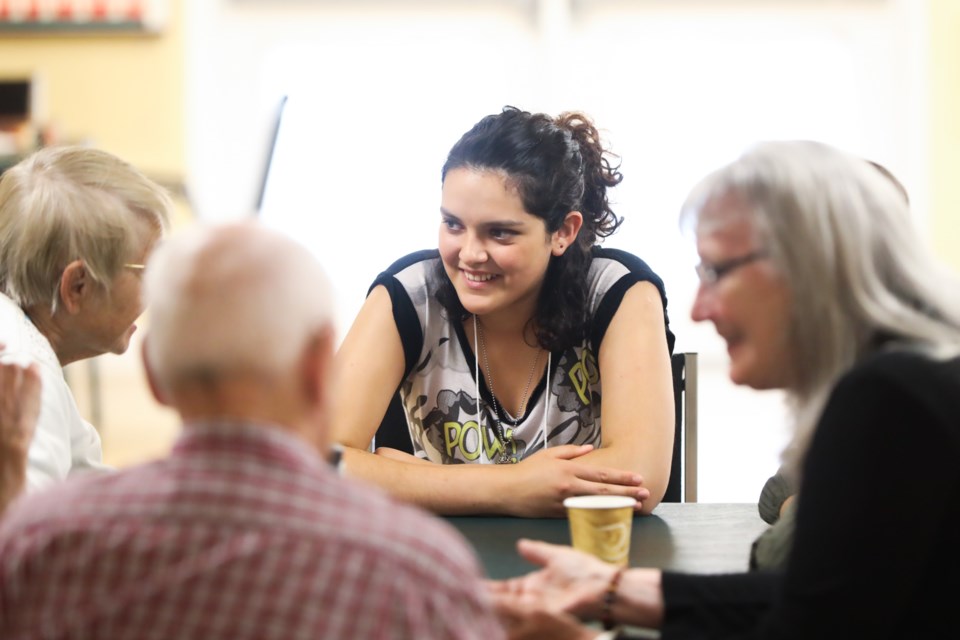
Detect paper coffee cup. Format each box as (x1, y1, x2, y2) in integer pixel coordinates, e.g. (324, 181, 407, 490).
(563, 495, 636, 566)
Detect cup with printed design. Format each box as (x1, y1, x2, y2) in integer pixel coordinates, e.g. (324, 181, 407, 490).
(563, 495, 636, 566)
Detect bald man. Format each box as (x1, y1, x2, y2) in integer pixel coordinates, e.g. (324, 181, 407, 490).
(0, 222, 503, 640)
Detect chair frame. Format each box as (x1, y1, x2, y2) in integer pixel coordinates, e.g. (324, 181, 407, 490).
(664, 351, 698, 503)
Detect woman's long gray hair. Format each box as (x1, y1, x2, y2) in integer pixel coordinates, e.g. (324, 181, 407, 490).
(681, 141, 960, 479)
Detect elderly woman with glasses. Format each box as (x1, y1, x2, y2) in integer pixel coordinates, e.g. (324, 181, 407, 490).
(0, 146, 171, 496)
(489, 140, 960, 639)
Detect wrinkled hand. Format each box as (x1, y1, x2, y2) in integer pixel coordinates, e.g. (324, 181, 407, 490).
(494, 594, 601, 640)
(491, 540, 666, 631)
(489, 539, 618, 620)
(0, 359, 42, 512)
(504, 445, 648, 517)
(0, 360, 41, 455)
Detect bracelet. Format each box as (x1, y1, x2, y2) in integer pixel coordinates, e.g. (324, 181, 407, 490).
(328, 443, 345, 475)
(601, 567, 625, 630)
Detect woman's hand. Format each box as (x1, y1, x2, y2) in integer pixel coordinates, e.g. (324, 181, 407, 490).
(490, 539, 666, 631)
(489, 539, 619, 619)
(504, 445, 649, 518)
(0, 359, 42, 512)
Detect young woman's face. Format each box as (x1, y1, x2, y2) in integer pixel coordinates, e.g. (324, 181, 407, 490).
(439, 168, 558, 320)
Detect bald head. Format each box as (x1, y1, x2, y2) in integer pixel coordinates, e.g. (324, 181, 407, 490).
(143, 222, 334, 395)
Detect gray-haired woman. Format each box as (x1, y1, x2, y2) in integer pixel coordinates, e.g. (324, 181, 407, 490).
(489, 140, 960, 639)
(0, 146, 171, 493)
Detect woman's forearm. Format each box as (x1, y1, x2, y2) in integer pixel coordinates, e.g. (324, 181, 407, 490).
(609, 568, 665, 629)
(339, 443, 648, 518)
(340, 445, 516, 515)
(0, 445, 27, 514)
(576, 444, 670, 514)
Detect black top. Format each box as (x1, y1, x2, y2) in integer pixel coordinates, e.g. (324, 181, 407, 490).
(661, 349, 960, 639)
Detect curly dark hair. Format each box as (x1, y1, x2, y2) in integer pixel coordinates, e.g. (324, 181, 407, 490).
(434, 106, 623, 351)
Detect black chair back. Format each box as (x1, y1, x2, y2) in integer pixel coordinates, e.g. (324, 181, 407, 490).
(664, 352, 698, 502)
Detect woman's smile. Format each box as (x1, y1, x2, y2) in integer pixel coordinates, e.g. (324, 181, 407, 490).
(460, 269, 497, 283)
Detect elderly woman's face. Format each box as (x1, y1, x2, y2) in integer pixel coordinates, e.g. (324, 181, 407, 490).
(77, 226, 159, 358)
(690, 195, 794, 390)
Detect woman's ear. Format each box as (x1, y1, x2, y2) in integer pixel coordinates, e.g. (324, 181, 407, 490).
(58, 260, 88, 315)
(552, 211, 584, 256)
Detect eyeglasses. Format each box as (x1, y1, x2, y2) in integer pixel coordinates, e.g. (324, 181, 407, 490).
(124, 263, 146, 271)
(695, 251, 768, 285)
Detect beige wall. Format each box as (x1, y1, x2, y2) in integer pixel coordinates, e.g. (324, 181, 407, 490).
(0, 0, 185, 180)
(931, 0, 960, 272)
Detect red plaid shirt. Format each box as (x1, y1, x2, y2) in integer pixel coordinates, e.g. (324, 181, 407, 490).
(0, 423, 504, 639)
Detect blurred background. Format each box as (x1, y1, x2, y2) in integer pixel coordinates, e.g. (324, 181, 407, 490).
(1, 0, 957, 502)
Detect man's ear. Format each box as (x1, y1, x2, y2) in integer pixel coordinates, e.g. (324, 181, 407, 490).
(141, 338, 171, 406)
(552, 211, 584, 256)
(58, 260, 88, 315)
(300, 326, 335, 408)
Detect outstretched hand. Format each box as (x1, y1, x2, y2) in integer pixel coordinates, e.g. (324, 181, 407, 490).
(489, 539, 618, 620)
(490, 539, 666, 632)
(504, 445, 648, 517)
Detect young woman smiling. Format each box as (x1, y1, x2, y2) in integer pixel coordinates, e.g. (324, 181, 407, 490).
(331, 107, 675, 517)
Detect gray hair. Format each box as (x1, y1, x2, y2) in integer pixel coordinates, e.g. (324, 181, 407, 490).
(143, 222, 334, 390)
(0, 145, 172, 312)
(681, 140, 960, 477)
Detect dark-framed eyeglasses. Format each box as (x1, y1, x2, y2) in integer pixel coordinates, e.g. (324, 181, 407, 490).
(695, 251, 768, 285)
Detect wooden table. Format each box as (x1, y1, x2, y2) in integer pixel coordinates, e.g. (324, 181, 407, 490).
(447, 503, 768, 579)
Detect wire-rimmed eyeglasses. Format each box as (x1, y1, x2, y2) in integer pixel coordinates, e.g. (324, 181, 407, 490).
(124, 263, 146, 271)
(695, 251, 768, 285)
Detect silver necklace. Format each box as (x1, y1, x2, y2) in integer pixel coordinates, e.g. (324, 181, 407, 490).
(475, 318, 542, 464)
